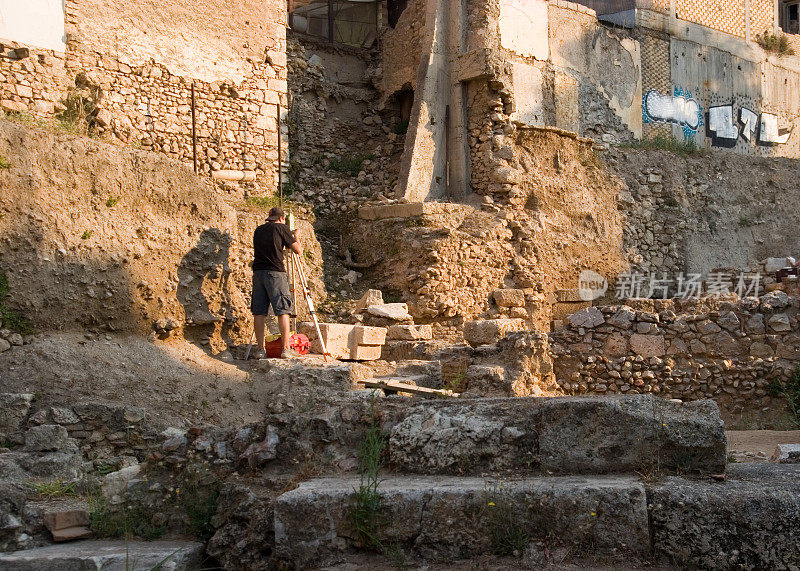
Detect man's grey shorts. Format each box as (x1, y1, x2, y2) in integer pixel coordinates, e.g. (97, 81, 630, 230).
(251, 270, 293, 316)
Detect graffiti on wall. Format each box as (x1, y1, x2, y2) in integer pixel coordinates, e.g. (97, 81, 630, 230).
(642, 87, 703, 137)
(707, 103, 792, 146)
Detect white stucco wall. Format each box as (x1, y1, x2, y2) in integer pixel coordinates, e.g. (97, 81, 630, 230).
(0, 0, 66, 52)
(499, 0, 548, 60)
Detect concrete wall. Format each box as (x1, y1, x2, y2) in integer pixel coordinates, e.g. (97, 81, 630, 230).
(639, 9, 800, 158)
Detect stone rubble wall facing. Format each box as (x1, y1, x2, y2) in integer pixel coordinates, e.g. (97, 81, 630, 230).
(0, 0, 288, 187)
(550, 292, 800, 417)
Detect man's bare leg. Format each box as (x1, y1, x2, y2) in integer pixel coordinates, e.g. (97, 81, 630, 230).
(278, 314, 291, 350)
(254, 314, 267, 351)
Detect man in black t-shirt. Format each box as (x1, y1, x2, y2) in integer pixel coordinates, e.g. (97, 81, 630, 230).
(251, 206, 303, 359)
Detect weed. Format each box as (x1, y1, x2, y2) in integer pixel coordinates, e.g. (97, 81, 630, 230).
(349, 405, 404, 564)
(757, 33, 796, 56)
(81, 230, 93, 240)
(739, 216, 753, 227)
(174, 461, 221, 541)
(393, 119, 409, 135)
(0, 271, 33, 334)
(0, 155, 10, 169)
(482, 482, 529, 556)
(96, 462, 117, 476)
(105, 196, 120, 208)
(242, 195, 303, 213)
(405, 217, 426, 227)
(727, 452, 739, 464)
(89, 491, 166, 540)
(620, 134, 702, 156)
(304, 250, 314, 262)
(664, 196, 679, 208)
(767, 379, 784, 397)
(26, 479, 76, 498)
(328, 154, 375, 176)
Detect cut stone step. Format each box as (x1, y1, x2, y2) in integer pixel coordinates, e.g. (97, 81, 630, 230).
(649, 463, 800, 569)
(0, 540, 204, 570)
(388, 394, 726, 475)
(273, 475, 649, 567)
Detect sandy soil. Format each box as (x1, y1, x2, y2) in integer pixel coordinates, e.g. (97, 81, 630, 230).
(726, 430, 800, 463)
(0, 332, 285, 428)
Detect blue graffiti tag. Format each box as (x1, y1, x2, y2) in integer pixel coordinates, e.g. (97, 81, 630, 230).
(642, 87, 703, 138)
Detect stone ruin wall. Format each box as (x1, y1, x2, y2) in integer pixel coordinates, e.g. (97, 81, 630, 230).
(0, 0, 288, 188)
(549, 292, 799, 421)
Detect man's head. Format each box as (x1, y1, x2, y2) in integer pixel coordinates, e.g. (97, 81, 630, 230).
(267, 206, 285, 224)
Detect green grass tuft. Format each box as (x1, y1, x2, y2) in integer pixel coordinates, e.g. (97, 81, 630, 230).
(105, 196, 120, 208)
(757, 33, 796, 56)
(620, 134, 703, 156)
(81, 230, 93, 240)
(328, 154, 375, 176)
(26, 479, 76, 498)
(0, 155, 10, 169)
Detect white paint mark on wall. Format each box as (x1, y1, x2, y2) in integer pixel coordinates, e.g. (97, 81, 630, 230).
(759, 112, 792, 144)
(708, 105, 738, 140)
(642, 89, 701, 132)
(0, 0, 65, 52)
(499, 0, 548, 60)
(510, 61, 545, 126)
(739, 108, 758, 141)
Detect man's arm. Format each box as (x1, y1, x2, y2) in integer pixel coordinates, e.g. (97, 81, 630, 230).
(285, 226, 302, 255)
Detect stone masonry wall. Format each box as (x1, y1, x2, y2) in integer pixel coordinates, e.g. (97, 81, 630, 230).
(550, 292, 798, 419)
(0, 0, 287, 187)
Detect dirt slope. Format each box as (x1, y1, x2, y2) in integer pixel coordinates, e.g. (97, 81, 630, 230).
(0, 119, 324, 351)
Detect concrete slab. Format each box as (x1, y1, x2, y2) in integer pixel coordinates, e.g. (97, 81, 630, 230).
(0, 540, 204, 570)
(274, 475, 649, 567)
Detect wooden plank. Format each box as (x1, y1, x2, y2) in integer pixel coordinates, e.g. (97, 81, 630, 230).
(361, 378, 459, 397)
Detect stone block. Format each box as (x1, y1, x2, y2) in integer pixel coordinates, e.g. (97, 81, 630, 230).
(464, 365, 509, 396)
(630, 334, 665, 357)
(298, 322, 384, 360)
(0, 540, 205, 570)
(354, 289, 383, 313)
(274, 475, 649, 567)
(352, 325, 386, 346)
(387, 324, 433, 340)
(388, 395, 726, 475)
(463, 319, 526, 347)
(649, 464, 800, 569)
(43, 510, 90, 532)
(367, 303, 411, 321)
(0, 393, 33, 443)
(568, 306, 604, 328)
(770, 444, 800, 463)
(764, 257, 792, 274)
(24, 425, 76, 452)
(358, 202, 425, 220)
(493, 289, 525, 308)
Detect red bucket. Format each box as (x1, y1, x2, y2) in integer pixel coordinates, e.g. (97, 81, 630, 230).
(264, 333, 311, 358)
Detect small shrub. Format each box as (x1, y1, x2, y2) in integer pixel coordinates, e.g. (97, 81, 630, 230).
(89, 491, 166, 540)
(393, 119, 409, 135)
(0, 155, 10, 169)
(175, 461, 221, 541)
(757, 33, 796, 56)
(81, 230, 93, 240)
(767, 379, 784, 398)
(739, 217, 753, 227)
(328, 154, 375, 176)
(105, 196, 120, 208)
